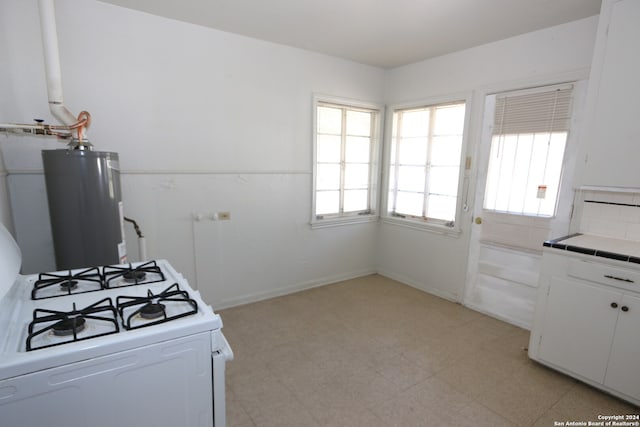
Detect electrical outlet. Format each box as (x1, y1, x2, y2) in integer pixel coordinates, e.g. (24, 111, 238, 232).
(218, 211, 231, 220)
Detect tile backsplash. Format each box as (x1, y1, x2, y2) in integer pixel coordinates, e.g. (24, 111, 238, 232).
(578, 189, 640, 240)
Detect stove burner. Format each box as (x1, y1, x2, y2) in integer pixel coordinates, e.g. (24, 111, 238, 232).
(116, 283, 198, 330)
(123, 270, 147, 283)
(59, 280, 78, 291)
(32, 267, 103, 300)
(52, 317, 86, 336)
(27, 298, 119, 351)
(103, 261, 165, 289)
(140, 303, 165, 319)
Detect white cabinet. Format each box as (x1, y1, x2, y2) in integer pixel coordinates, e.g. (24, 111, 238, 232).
(605, 292, 640, 399)
(529, 251, 640, 405)
(579, 0, 640, 188)
(538, 277, 619, 384)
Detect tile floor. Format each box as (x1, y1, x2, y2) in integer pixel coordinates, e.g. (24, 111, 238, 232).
(219, 274, 639, 426)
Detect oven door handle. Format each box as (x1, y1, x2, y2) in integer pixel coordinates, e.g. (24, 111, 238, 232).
(218, 332, 234, 362)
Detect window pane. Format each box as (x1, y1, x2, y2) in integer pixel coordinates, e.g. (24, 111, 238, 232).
(345, 136, 370, 163)
(388, 100, 467, 224)
(317, 106, 342, 134)
(390, 135, 397, 165)
(493, 134, 518, 212)
(388, 172, 396, 195)
(507, 133, 534, 213)
(398, 137, 428, 165)
(317, 164, 340, 190)
(400, 110, 429, 137)
(427, 195, 456, 221)
(344, 189, 368, 212)
(344, 164, 369, 189)
(314, 100, 379, 221)
(346, 111, 371, 136)
(317, 135, 341, 163)
(483, 85, 572, 217)
(434, 104, 465, 136)
(484, 132, 568, 216)
(483, 135, 503, 211)
(429, 166, 459, 196)
(397, 166, 425, 193)
(316, 191, 339, 215)
(395, 191, 424, 217)
(430, 136, 462, 166)
(524, 132, 566, 216)
(391, 112, 399, 139)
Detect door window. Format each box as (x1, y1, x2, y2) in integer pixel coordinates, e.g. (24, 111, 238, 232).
(484, 84, 573, 217)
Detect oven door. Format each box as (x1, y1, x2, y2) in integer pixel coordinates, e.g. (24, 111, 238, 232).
(0, 332, 215, 427)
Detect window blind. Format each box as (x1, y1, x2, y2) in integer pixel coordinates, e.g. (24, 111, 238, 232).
(493, 84, 574, 135)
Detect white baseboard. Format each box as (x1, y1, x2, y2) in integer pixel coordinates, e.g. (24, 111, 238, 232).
(217, 267, 533, 332)
(376, 269, 460, 303)
(216, 268, 377, 309)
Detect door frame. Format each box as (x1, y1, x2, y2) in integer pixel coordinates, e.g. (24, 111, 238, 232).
(462, 73, 590, 326)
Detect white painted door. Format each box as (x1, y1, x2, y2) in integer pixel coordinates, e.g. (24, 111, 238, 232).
(581, 0, 640, 188)
(538, 277, 619, 383)
(463, 81, 586, 328)
(605, 292, 640, 400)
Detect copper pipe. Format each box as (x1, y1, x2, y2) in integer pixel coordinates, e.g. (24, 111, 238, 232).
(41, 110, 91, 141)
(0, 110, 90, 140)
(47, 110, 91, 131)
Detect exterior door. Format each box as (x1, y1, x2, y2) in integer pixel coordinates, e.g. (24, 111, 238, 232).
(463, 81, 586, 328)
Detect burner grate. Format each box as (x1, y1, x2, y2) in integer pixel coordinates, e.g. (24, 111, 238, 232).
(116, 283, 198, 330)
(31, 267, 103, 300)
(26, 298, 119, 351)
(103, 261, 166, 289)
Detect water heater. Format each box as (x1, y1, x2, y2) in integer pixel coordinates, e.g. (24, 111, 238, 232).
(42, 149, 127, 270)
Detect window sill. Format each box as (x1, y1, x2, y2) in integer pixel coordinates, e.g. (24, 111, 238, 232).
(311, 214, 378, 229)
(380, 215, 462, 237)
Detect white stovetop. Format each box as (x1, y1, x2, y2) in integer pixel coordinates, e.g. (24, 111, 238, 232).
(0, 224, 224, 380)
(0, 260, 223, 380)
(560, 234, 640, 258)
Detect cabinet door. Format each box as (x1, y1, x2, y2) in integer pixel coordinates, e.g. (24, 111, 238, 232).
(539, 277, 620, 383)
(582, 0, 640, 187)
(605, 293, 640, 400)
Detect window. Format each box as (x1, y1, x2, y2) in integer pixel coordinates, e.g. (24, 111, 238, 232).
(386, 100, 467, 228)
(484, 84, 573, 217)
(312, 96, 381, 226)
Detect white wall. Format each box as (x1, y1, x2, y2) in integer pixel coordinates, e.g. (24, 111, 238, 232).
(0, 0, 601, 312)
(378, 16, 599, 302)
(0, 0, 383, 307)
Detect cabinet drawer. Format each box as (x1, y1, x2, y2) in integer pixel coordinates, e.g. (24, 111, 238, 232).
(567, 259, 640, 292)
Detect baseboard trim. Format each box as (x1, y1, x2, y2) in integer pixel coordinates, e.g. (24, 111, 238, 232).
(216, 267, 532, 333)
(216, 268, 377, 309)
(376, 269, 460, 303)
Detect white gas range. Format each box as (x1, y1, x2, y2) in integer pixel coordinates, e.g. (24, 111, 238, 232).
(0, 223, 233, 426)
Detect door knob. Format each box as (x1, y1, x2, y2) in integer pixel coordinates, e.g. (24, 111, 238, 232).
(474, 217, 482, 225)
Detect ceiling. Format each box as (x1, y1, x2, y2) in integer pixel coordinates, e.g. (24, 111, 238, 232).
(99, 0, 602, 69)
